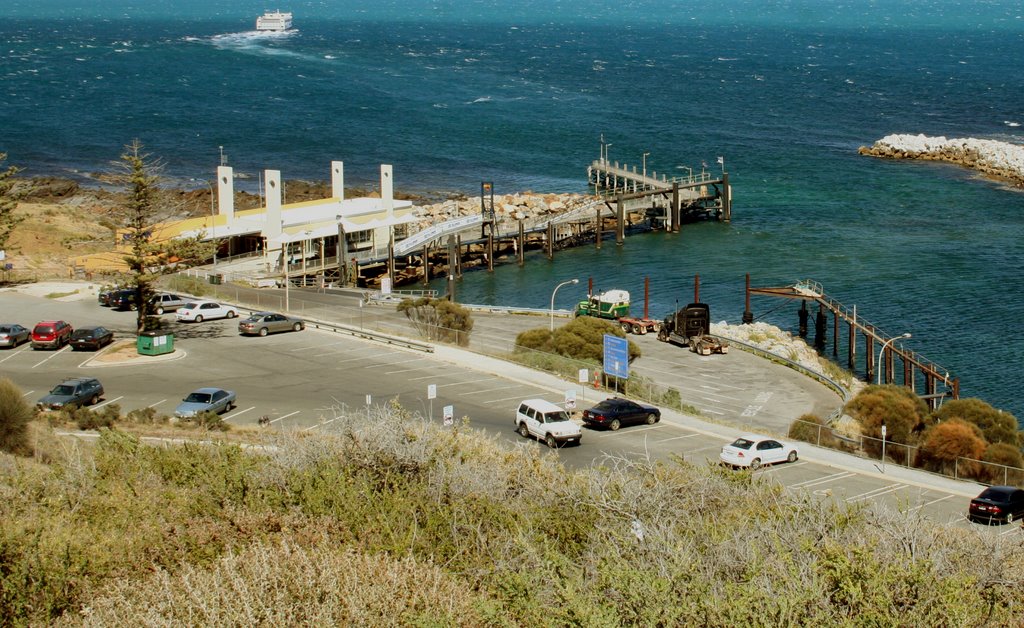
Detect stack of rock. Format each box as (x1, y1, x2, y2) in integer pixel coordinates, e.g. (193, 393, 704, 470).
(410, 192, 593, 231)
(859, 133, 1024, 187)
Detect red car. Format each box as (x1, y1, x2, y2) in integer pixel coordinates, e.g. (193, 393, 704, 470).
(31, 320, 73, 350)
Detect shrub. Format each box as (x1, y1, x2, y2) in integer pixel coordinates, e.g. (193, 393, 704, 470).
(189, 410, 230, 431)
(979, 442, 1024, 486)
(0, 377, 33, 455)
(397, 297, 474, 345)
(845, 385, 931, 462)
(915, 420, 987, 478)
(789, 413, 837, 447)
(73, 404, 119, 431)
(126, 406, 166, 425)
(934, 398, 1021, 447)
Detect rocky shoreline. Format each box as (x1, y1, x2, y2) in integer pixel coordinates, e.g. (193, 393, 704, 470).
(409, 191, 593, 231)
(859, 133, 1024, 188)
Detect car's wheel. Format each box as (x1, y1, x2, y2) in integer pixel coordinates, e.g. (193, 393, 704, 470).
(258, 327, 269, 337)
(1008, 512, 1015, 524)
(545, 433, 558, 448)
(620, 322, 631, 333)
(750, 458, 762, 470)
(657, 328, 669, 342)
(195, 315, 204, 323)
(633, 324, 644, 334)
(787, 450, 799, 463)
(645, 413, 657, 425)
(609, 419, 621, 431)
(227, 401, 234, 411)
(89, 394, 99, 406)
(226, 310, 236, 319)
(293, 322, 303, 332)
(517, 423, 529, 438)
(155, 307, 164, 315)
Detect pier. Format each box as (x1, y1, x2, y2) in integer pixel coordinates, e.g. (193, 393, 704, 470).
(743, 277, 958, 408)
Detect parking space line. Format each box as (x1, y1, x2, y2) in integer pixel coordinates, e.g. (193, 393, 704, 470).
(33, 346, 70, 368)
(270, 410, 300, 424)
(226, 406, 255, 420)
(656, 433, 701, 443)
(365, 358, 428, 369)
(0, 346, 31, 364)
(21, 390, 35, 398)
(908, 494, 954, 512)
(847, 483, 906, 503)
(790, 471, 857, 489)
(481, 394, 540, 405)
(597, 425, 664, 438)
(385, 368, 429, 375)
(460, 385, 521, 395)
(94, 395, 123, 409)
(147, 399, 167, 408)
(999, 526, 1023, 537)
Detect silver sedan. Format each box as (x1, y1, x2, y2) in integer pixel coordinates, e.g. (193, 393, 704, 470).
(0, 323, 30, 348)
(238, 312, 305, 336)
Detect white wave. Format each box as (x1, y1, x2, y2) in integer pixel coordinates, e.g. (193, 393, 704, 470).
(1005, 121, 1021, 127)
(469, 96, 492, 104)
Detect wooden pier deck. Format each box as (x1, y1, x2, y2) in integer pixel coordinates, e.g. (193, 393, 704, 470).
(744, 277, 958, 408)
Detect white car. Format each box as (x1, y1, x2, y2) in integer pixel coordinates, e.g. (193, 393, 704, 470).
(175, 300, 239, 323)
(719, 435, 799, 469)
(515, 398, 582, 448)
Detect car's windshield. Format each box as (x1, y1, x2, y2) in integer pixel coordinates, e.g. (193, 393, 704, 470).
(245, 315, 262, 321)
(35, 326, 54, 334)
(0, 326, 12, 333)
(730, 438, 755, 450)
(182, 303, 198, 310)
(184, 393, 212, 403)
(72, 330, 92, 338)
(51, 385, 74, 395)
(543, 411, 569, 423)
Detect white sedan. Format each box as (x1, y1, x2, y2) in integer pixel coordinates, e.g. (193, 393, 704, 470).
(719, 435, 799, 469)
(175, 300, 239, 323)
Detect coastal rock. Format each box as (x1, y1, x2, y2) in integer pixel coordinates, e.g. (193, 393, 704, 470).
(411, 192, 595, 231)
(859, 133, 1024, 187)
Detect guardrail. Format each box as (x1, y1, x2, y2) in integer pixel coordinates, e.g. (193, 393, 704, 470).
(303, 317, 434, 353)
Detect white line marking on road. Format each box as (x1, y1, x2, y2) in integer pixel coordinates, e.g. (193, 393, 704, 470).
(226, 406, 255, 420)
(94, 395, 123, 409)
(846, 484, 906, 503)
(908, 494, 954, 512)
(385, 368, 428, 375)
(22, 390, 35, 397)
(0, 346, 30, 364)
(655, 433, 702, 443)
(461, 385, 520, 395)
(147, 399, 167, 408)
(33, 346, 69, 368)
(597, 425, 663, 438)
(789, 471, 856, 489)
(364, 358, 428, 369)
(270, 410, 300, 424)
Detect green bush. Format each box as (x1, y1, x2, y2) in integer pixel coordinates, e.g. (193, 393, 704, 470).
(126, 406, 167, 425)
(188, 410, 230, 432)
(0, 377, 33, 455)
(72, 404, 119, 431)
(165, 274, 209, 297)
(516, 316, 640, 366)
(934, 398, 1021, 447)
(788, 413, 837, 447)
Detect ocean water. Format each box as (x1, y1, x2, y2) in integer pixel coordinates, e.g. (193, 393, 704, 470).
(2, 2, 1024, 418)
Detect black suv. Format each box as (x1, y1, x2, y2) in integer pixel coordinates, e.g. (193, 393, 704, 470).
(109, 288, 141, 311)
(37, 377, 105, 410)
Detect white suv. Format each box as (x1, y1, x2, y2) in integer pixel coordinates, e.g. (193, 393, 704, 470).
(515, 399, 582, 448)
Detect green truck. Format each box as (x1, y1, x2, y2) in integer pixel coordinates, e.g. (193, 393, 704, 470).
(575, 289, 631, 320)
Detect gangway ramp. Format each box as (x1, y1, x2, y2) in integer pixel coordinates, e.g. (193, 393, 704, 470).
(394, 214, 483, 256)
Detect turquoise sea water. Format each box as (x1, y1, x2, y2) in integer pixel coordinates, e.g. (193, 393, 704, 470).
(2, 2, 1023, 417)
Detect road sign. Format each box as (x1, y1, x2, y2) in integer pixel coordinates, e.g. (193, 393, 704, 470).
(564, 390, 577, 410)
(428, 384, 437, 400)
(578, 368, 588, 383)
(365, 394, 371, 406)
(603, 334, 629, 379)
(443, 405, 454, 426)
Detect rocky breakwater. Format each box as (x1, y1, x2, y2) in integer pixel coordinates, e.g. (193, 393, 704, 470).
(410, 192, 595, 231)
(859, 133, 1024, 187)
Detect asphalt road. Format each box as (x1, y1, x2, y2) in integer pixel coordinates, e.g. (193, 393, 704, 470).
(0, 283, 1015, 537)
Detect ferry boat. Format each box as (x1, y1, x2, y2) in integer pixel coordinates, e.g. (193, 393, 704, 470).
(256, 10, 293, 32)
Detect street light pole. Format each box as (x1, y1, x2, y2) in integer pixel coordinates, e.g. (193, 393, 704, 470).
(206, 181, 217, 267)
(550, 278, 580, 331)
(876, 332, 911, 384)
(642, 152, 650, 180)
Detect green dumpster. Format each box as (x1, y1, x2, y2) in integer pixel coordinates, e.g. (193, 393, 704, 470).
(137, 331, 175, 356)
(209, 273, 223, 285)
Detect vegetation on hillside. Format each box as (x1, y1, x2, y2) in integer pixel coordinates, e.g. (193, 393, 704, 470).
(1, 398, 1022, 624)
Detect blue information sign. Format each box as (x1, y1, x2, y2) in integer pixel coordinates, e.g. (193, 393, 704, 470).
(603, 334, 629, 379)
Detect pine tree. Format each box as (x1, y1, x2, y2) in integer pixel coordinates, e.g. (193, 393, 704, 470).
(112, 141, 216, 334)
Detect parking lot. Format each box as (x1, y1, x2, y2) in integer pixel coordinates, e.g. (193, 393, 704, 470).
(1, 283, 1013, 536)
